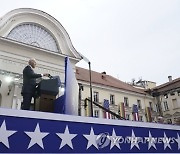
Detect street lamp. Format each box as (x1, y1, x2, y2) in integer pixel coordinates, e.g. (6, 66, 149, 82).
(79, 52, 93, 117)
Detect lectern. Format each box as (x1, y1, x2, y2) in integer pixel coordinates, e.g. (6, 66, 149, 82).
(39, 78, 59, 96)
(37, 78, 59, 112)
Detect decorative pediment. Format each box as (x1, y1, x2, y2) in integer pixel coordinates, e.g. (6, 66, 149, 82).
(0, 8, 81, 59)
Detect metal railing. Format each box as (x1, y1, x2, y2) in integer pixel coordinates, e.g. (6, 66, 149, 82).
(85, 98, 126, 120)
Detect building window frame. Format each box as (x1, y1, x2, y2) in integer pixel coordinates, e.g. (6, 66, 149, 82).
(155, 103, 160, 113)
(149, 102, 153, 111)
(163, 101, 169, 111)
(172, 98, 179, 109)
(110, 94, 115, 105)
(167, 118, 172, 124)
(124, 97, 129, 107)
(93, 91, 99, 102)
(137, 99, 142, 109)
(94, 110, 99, 118)
(126, 114, 130, 120)
(139, 115, 143, 122)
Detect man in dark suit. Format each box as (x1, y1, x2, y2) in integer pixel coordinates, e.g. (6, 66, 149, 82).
(21, 58, 49, 110)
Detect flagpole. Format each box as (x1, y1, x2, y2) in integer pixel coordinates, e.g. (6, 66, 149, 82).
(88, 61, 93, 117)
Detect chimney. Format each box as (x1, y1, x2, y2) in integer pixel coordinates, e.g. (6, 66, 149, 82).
(168, 76, 172, 82)
(101, 72, 106, 79)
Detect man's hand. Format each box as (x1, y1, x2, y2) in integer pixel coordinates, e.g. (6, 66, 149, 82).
(43, 73, 50, 77)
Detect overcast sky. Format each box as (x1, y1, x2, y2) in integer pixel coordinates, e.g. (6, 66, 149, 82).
(1, 0, 180, 85)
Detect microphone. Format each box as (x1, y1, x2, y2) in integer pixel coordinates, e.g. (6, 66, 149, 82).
(48, 74, 53, 79)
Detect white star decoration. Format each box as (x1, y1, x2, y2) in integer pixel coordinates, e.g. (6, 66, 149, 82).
(25, 123, 49, 149)
(110, 128, 121, 149)
(83, 127, 98, 149)
(146, 131, 157, 150)
(163, 132, 171, 150)
(175, 133, 180, 150)
(1, 118, 180, 152)
(129, 130, 140, 150)
(0, 120, 16, 148)
(56, 125, 77, 149)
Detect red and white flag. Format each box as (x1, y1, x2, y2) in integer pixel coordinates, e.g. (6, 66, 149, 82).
(132, 104, 139, 121)
(103, 99, 111, 119)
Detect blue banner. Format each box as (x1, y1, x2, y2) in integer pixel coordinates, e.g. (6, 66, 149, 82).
(0, 108, 179, 153)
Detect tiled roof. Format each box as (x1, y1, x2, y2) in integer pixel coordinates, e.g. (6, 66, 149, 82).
(76, 67, 146, 95)
(152, 77, 180, 93)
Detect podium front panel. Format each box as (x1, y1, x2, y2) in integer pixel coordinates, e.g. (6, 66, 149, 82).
(40, 79, 59, 96)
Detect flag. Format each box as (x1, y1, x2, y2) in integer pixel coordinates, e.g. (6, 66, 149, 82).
(103, 99, 111, 119)
(54, 57, 79, 115)
(119, 102, 125, 119)
(132, 104, 139, 121)
(64, 57, 79, 115)
(145, 107, 152, 122)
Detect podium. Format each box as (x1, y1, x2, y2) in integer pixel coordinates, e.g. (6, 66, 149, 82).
(39, 78, 59, 96)
(36, 78, 59, 112)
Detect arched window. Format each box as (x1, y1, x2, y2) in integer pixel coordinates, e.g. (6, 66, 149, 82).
(7, 23, 59, 52)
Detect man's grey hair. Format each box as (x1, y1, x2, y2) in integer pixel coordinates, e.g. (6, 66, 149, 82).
(28, 58, 36, 64)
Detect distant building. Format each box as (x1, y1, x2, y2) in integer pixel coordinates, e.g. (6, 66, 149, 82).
(76, 68, 180, 125)
(76, 67, 155, 122)
(130, 79, 156, 89)
(151, 76, 180, 124)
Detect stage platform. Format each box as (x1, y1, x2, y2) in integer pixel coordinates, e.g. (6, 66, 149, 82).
(0, 108, 179, 153)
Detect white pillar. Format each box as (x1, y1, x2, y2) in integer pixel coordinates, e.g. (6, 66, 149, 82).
(11, 83, 22, 109)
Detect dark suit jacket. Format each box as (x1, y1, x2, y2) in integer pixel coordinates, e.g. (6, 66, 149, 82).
(21, 65, 42, 94)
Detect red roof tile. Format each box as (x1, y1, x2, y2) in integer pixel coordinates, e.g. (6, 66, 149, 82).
(152, 77, 180, 93)
(76, 67, 146, 95)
